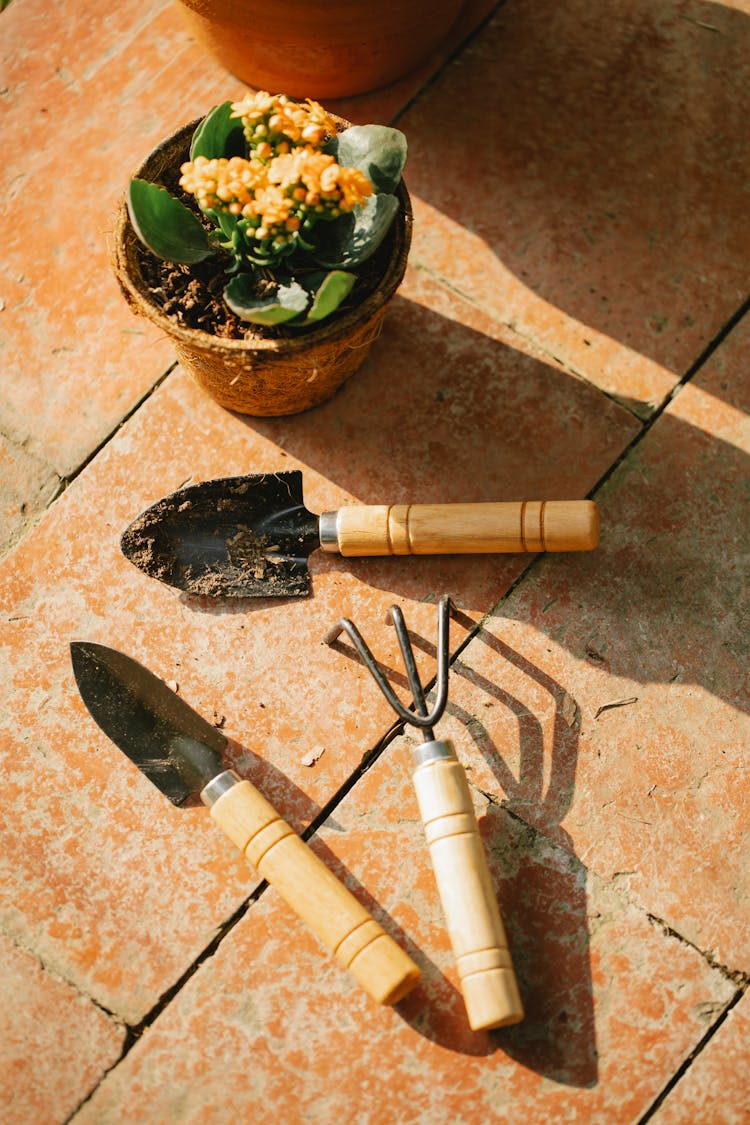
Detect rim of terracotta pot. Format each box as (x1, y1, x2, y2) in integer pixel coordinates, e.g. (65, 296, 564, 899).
(112, 117, 413, 358)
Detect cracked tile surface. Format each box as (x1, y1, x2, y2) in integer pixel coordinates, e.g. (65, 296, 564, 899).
(73, 738, 735, 1124)
(0, 259, 631, 1022)
(0, 934, 125, 1125)
(432, 316, 750, 971)
(2, 0, 748, 1117)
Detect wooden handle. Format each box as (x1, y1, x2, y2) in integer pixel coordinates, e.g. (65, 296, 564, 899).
(334, 500, 599, 556)
(210, 780, 420, 1005)
(411, 743, 524, 1031)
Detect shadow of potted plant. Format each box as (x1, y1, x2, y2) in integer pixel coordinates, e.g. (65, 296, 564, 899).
(113, 92, 411, 416)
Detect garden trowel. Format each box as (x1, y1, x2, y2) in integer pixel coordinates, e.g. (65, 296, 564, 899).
(120, 469, 600, 598)
(70, 641, 420, 1006)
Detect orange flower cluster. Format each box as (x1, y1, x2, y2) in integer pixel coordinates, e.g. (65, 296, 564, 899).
(231, 91, 337, 159)
(178, 155, 265, 216)
(269, 148, 373, 214)
(180, 145, 373, 249)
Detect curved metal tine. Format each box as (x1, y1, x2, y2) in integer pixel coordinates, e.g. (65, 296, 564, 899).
(387, 605, 436, 740)
(324, 617, 418, 726)
(384, 595, 452, 733)
(432, 594, 452, 723)
(387, 605, 431, 720)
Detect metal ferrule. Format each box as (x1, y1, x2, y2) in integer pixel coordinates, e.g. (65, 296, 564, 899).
(318, 511, 340, 553)
(411, 739, 457, 770)
(200, 769, 241, 808)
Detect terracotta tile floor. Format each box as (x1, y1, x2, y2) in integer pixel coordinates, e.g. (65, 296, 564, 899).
(1, 0, 748, 1121)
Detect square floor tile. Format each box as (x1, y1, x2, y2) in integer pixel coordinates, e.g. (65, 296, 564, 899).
(400, 0, 750, 413)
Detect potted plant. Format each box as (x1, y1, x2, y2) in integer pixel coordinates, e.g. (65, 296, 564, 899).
(113, 92, 411, 416)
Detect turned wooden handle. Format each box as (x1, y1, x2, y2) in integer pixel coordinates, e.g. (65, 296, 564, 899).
(210, 780, 420, 1005)
(411, 743, 524, 1031)
(333, 500, 599, 556)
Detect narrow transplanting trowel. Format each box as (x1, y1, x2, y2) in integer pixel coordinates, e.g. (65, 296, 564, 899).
(120, 470, 600, 598)
(70, 641, 420, 1006)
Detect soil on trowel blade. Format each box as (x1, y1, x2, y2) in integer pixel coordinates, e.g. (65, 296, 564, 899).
(120, 508, 176, 587)
(121, 495, 300, 599)
(182, 525, 291, 598)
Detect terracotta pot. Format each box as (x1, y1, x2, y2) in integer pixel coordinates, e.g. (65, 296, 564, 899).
(112, 118, 412, 417)
(174, 0, 464, 98)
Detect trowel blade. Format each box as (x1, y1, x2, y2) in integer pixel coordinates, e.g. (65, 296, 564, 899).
(71, 641, 226, 805)
(120, 470, 320, 598)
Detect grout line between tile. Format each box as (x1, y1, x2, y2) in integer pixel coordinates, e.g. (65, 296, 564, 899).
(300, 719, 407, 835)
(468, 797, 750, 1113)
(584, 292, 750, 502)
(409, 262, 654, 421)
(645, 914, 749, 988)
(635, 983, 748, 1125)
(473, 778, 750, 988)
(64, 882, 266, 1123)
(413, 264, 750, 428)
(0, 922, 127, 1028)
(33, 57, 750, 1104)
(676, 291, 750, 382)
(417, 290, 750, 679)
(388, 0, 510, 128)
(62, 629, 482, 1115)
(62, 587, 745, 1118)
(66, 266, 748, 1094)
(47, 362, 177, 508)
(502, 808, 750, 1125)
(63, 719, 405, 1120)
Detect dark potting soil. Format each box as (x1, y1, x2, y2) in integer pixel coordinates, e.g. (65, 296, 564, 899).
(136, 239, 393, 341)
(138, 250, 254, 339)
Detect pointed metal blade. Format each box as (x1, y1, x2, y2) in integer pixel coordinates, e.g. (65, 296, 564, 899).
(120, 470, 319, 598)
(70, 642, 226, 805)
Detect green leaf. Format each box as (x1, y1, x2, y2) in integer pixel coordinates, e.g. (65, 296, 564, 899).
(300, 271, 357, 323)
(224, 276, 310, 324)
(334, 125, 407, 194)
(127, 179, 215, 264)
(189, 101, 245, 160)
(315, 194, 399, 268)
(204, 208, 238, 241)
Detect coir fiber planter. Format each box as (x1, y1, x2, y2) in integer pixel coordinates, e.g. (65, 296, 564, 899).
(113, 118, 412, 417)
(174, 0, 464, 99)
